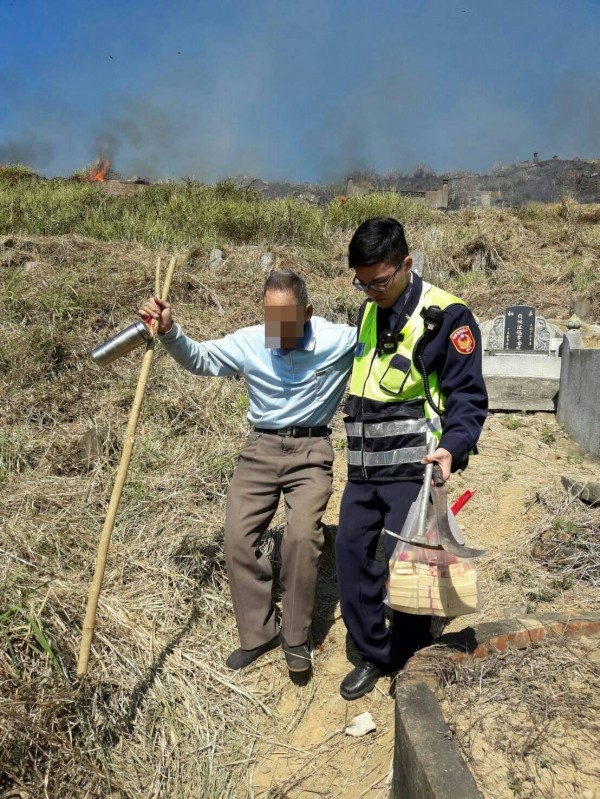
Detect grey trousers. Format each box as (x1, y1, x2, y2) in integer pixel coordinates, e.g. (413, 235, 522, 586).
(224, 431, 334, 650)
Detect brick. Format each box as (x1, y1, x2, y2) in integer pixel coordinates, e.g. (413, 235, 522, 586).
(489, 634, 510, 652)
(525, 626, 546, 643)
(508, 629, 530, 647)
(564, 619, 600, 638)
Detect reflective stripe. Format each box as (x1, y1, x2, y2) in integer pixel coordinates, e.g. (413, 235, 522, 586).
(345, 417, 440, 438)
(345, 422, 362, 437)
(347, 446, 427, 466)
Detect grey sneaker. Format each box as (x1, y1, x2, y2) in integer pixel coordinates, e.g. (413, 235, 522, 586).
(225, 633, 281, 671)
(282, 638, 312, 673)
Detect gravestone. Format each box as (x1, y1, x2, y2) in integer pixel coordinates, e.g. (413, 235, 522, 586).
(503, 305, 536, 351)
(484, 307, 561, 355)
(208, 248, 223, 270)
(480, 305, 562, 411)
(259, 252, 273, 271)
(572, 298, 592, 322)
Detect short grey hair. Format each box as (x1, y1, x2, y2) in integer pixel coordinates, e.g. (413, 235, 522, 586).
(262, 270, 309, 305)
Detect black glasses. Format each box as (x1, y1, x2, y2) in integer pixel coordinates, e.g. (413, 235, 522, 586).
(352, 263, 403, 294)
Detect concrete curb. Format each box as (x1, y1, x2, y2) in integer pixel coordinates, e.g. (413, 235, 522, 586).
(392, 613, 600, 799)
(394, 681, 484, 799)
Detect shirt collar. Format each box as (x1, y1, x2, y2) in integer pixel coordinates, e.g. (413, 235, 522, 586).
(271, 320, 316, 356)
(392, 272, 414, 317)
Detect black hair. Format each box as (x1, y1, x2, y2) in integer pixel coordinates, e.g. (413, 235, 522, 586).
(348, 217, 409, 268)
(263, 270, 309, 305)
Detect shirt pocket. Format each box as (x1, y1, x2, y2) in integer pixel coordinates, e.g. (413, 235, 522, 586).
(378, 353, 412, 395)
(314, 366, 332, 398)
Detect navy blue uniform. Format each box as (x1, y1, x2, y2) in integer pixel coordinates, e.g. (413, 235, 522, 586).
(336, 274, 488, 668)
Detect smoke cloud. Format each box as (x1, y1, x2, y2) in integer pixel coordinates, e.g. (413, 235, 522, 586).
(2, 1, 600, 182)
(0, 138, 54, 169)
(92, 99, 176, 179)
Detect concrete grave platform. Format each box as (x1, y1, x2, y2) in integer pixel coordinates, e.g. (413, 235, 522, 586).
(479, 307, 562, 411)
(394, 681, 484, 799)
(558, 331, 600, 456)
(392, 613, 600, 799)
(482, 352, 560, 411)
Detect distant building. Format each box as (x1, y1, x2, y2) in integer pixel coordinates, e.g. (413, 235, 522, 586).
(466, 190, 493, 208)
(422, 179, 449, 210)
(344, 177, 449, 210)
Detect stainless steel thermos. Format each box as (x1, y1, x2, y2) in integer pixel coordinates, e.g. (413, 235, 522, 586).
(91, 320, 153, 366)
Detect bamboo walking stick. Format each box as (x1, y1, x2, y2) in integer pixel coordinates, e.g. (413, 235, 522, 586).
(77, 255, 178, 677)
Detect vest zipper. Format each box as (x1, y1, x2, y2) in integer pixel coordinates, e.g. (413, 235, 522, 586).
(360, 347, 378, 480)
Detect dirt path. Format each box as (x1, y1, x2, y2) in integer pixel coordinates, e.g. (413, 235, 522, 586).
(247, 411, 600, 799)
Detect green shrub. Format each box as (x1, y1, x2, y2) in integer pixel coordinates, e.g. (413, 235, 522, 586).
(326, 192, 434, 232)
(506, 416, 523, 430)
(0, 163, 39, 185)
(0, 181, 431, 250)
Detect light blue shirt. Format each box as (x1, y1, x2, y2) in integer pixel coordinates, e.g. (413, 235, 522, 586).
(159, 317, 357, 428)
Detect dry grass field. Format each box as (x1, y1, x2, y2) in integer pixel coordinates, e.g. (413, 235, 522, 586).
(1, 177, 599, 797)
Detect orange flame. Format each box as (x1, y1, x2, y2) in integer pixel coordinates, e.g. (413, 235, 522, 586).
(88, 159, 110, 182)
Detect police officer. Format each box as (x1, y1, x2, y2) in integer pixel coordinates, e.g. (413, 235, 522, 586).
(335, 217, 488, 700)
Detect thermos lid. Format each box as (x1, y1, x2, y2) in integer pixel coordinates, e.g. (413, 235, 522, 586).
(134, 319, 154, 341)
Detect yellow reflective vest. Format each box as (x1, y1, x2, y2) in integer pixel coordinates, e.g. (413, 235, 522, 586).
(345, 280, 465, 482)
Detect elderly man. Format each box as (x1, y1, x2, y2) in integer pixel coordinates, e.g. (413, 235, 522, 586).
(140, 271, 356, 673)
(336, 217, 488, 699)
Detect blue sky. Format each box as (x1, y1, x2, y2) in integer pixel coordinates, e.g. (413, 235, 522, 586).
(1, 0, 599, 182)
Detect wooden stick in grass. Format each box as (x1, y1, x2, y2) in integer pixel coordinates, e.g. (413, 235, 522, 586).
(77, 255, 178, 677)
(155, 255, 162, 298)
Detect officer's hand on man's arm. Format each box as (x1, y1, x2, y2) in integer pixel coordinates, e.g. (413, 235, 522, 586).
(422, 447, 452, 483)
(138, 297, 173, 335)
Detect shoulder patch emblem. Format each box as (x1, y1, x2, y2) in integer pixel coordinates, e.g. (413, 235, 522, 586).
(450, 325, 476, 355)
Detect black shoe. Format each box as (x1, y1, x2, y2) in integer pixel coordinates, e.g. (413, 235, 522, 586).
(225, 633, 281, 671)
(340, 660, 383, 700)
(282, 638, 312, 673)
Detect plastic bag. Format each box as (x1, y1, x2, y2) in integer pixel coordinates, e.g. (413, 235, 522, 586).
(385, 539, 480, 617)
(394, 496, 466, 549)
(384, 496, 481, 617)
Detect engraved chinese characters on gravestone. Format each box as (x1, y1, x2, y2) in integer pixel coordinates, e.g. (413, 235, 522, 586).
(504, 305, 536, 351)
(483, 308, 559, 354)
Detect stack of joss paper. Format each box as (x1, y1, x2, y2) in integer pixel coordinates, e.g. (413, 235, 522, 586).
(385, 489, 481, 618)
(387, 549, 479, 617)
